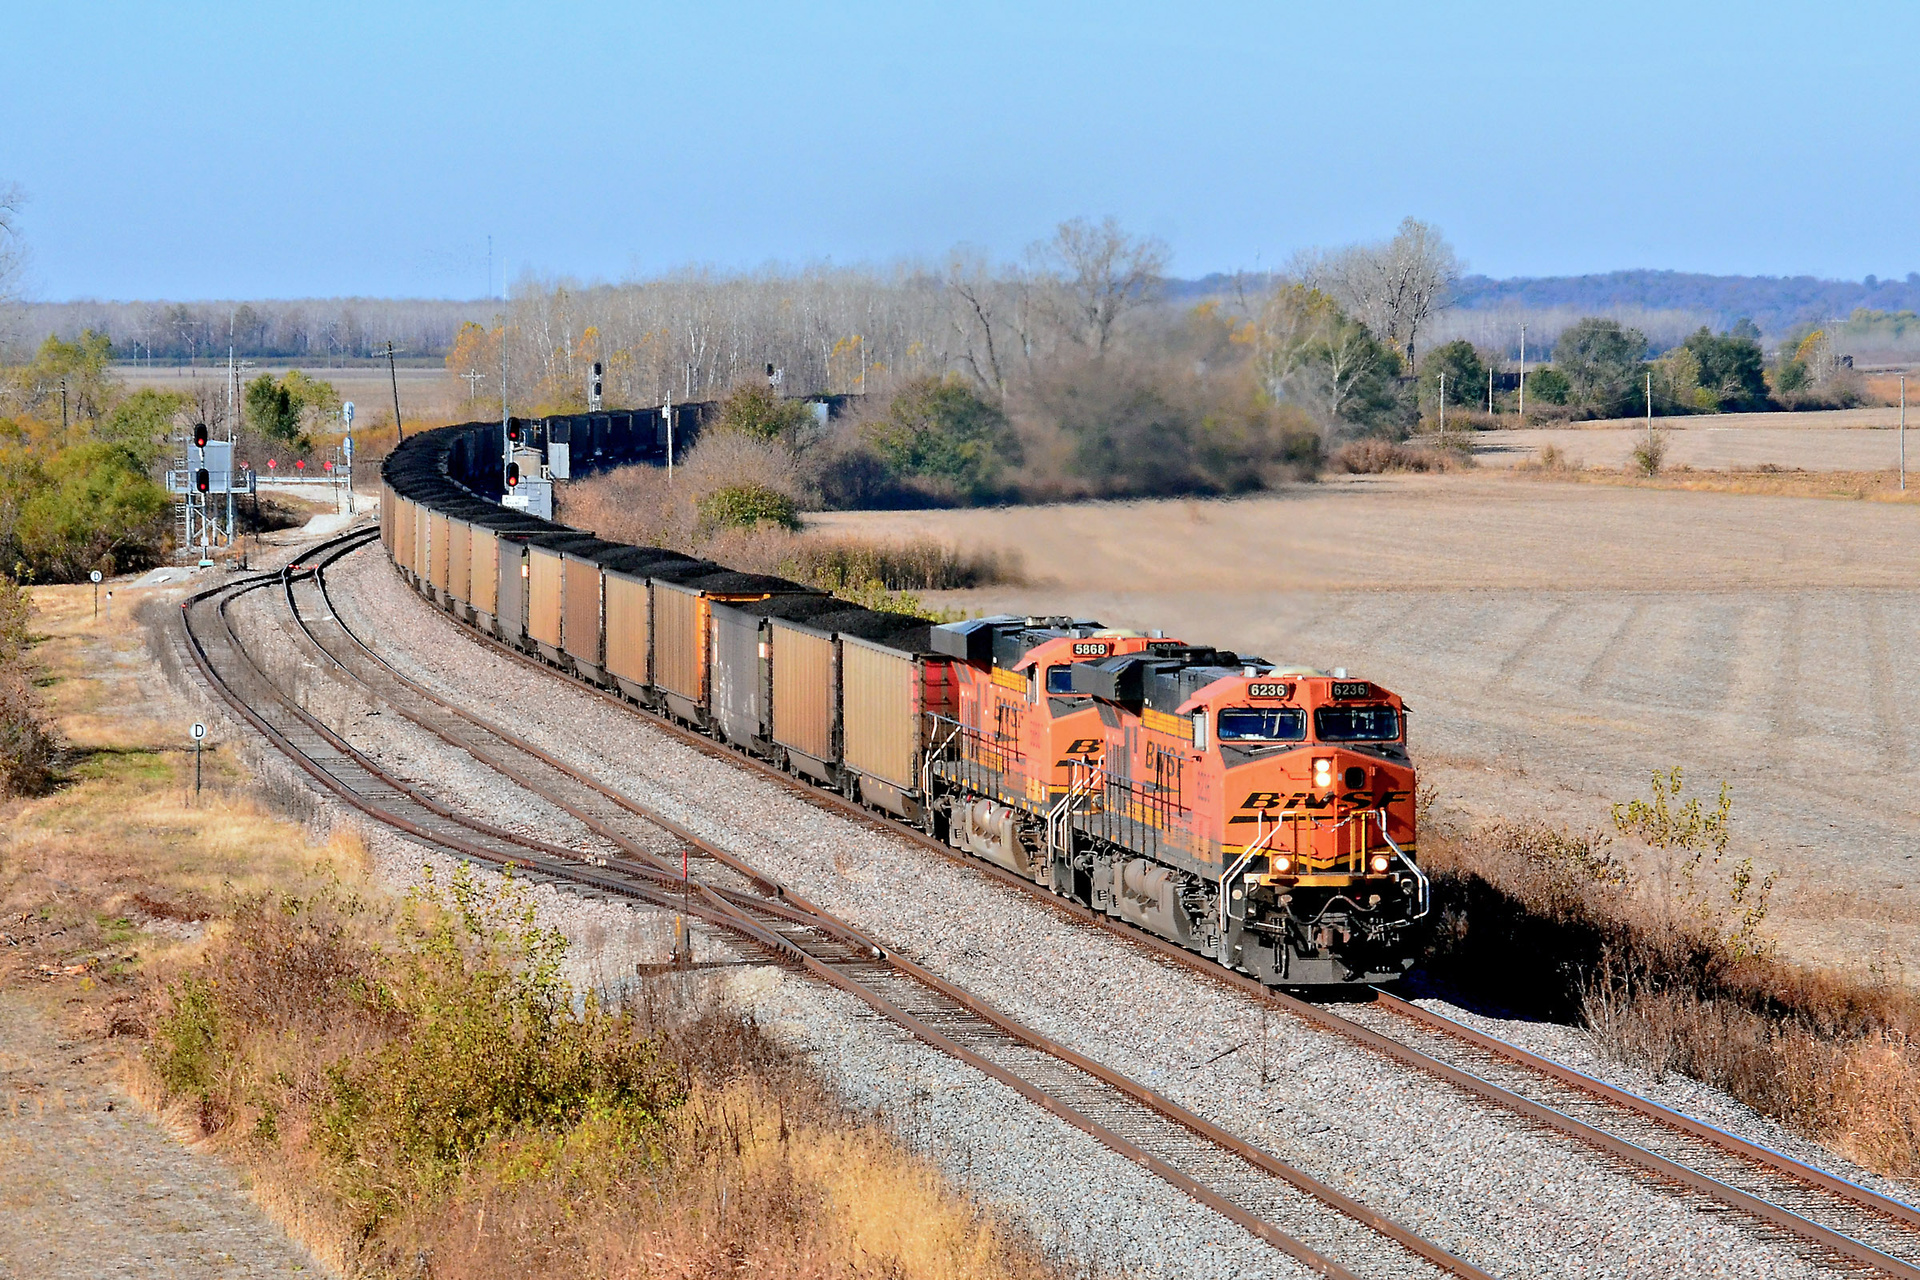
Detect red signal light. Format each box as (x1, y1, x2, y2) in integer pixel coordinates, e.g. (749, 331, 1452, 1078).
(194, 468, 210, 493)
(506, 462, 520, 488)
(192, 422, 208, 448)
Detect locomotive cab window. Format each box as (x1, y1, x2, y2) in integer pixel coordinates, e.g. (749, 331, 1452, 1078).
(1313, 704, 1400, 742)
(1046, 664, 1075, 695)
(1217, 707, 1307, 742)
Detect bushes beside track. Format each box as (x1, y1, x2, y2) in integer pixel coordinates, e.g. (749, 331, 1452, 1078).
(1420, 779, 1920, 1178)
(137, 865, 1067, 1279)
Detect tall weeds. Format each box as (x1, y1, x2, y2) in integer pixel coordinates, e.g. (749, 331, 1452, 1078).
(1422, 771, 1920, 1177)
(138, 867, 1065, 1278)
(0, 574, 55, 795)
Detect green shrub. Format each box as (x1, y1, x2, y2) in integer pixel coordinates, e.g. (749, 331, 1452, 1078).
(11, 442, 171, 582)
(715, 384, 816, 445)
(1525, 366, 1571, 405)
(144, 869, 683, 1235)
(864, 377, 1019, 498)
(98, 388, 189, 468)
(697, 483, 799, 532)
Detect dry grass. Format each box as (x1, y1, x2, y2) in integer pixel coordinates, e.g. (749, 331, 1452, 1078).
(1420, 779, 1920, 1178)
(1513, 461, 1920, 502)
(131, 872, 1068, 1280)
(4, 580, 1069, 1279)
(1333, 438, 1472, 474)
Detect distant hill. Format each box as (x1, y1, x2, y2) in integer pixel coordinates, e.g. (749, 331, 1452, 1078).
(1173, 270, 1920, 338)
(1451, 271, 1920, 335)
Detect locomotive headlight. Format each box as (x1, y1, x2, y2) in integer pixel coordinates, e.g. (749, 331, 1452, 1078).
(1272, 856, 1292, 874)
(1312, 757, 1333, 787)
(1369, 853, 1391, 873)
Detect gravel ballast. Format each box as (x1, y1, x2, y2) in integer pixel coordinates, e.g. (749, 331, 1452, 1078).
(318, 542, 1859, 1278)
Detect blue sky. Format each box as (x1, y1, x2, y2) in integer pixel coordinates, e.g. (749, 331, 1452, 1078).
(3, 1, 1914, 300)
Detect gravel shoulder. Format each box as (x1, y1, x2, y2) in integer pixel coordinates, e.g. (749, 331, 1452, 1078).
(323, 540, 1848, 1278)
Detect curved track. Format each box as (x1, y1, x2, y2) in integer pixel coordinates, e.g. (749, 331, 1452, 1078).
(351, 526, 1920, 1279)
(178, 526, 1491, 1280)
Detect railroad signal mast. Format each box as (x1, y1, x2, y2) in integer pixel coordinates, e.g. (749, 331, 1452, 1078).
(169, 418, 254, 565)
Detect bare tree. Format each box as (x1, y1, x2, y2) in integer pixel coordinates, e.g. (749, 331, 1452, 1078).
(0, 183, 26, 351)
(1027, 216, 1169, 356)
(1294, 217, 1460, 368)
(946, 248, 1013, 396)
(0, 184, 24, 305)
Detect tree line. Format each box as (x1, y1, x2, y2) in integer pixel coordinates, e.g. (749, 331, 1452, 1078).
(1416, 316, 1861, 420)
(0, 324, 354, 580)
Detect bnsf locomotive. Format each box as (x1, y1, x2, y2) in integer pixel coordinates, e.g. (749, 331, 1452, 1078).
(382, 420, 1428, 986)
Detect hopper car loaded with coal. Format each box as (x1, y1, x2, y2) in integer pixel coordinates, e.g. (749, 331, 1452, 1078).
(381, 420, 1429, 986)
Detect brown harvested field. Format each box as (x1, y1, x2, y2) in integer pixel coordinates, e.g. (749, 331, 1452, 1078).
(1477, 411, 1918, 472)
(114, 361, 457, 420)
(808, 473, 1920, 982)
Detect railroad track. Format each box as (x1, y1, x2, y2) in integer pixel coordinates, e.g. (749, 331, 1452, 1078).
(177, 526, 1491, 1280)
(329, 529, 1920, 1280)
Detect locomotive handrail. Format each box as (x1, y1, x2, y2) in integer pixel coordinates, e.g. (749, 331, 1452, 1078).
(1217, 844, 1266, 959)
(1374, 814, 1430, 921)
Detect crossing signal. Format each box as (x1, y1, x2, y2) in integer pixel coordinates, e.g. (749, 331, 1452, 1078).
(192, 421, 208, 448)
(194, 468, 210, 493)
(506, 461, 520, 489)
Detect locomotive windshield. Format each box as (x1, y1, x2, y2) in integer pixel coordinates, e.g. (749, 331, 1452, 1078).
(1314, 705, 1400, 742)
(1046, 665, 1075, 694)
(1217, 707, 1307, 741)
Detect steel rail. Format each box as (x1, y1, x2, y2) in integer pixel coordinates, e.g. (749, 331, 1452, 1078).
(371, 527, 1920, 1280)
(295, 537, 1499, 1280)
(284, 542, 1507, 1280)
(181, 530, 1491, 1280)
(1364, 991, 1920, 1266)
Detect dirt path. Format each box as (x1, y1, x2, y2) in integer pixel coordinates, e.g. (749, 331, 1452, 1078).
(0, 580, 326, 1279)
(0, 988, 318, 1280)
(809, 474, 1920, 980)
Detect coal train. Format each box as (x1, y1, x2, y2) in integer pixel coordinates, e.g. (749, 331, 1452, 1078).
(380, 416, 1429, 986)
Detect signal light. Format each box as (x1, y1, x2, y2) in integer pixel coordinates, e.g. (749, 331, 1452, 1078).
(507, 421, 522, 444)
(194, 468, 210, 493)
(192, 421, 208, 448)
(506, 462, 520, 488)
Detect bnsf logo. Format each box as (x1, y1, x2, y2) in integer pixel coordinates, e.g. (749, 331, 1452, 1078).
(1247, 682, 1291, 699)
(1072, 642, 1110, 656)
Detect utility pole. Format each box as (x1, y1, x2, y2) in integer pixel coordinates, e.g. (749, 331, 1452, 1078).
(1518, 325, 1527, 422)
(500, 316, 511, 487)
(1902, 376, 1908, 492)
(1489, 366, 1494, 415)
(1438, 371, 1445, 435)
(1647, 372, 1654, 456)
(663, 393, 675, 483)
(386, 341, 404, 440)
